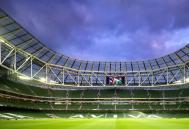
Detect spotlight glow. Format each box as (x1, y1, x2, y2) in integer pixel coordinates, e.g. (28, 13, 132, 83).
(50, 80, 57, 84)
(0, 38, 5, 43)
(39, 77, 46, 83)
(18, 75, 32, 80)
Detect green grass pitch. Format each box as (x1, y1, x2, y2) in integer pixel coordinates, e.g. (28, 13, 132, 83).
(0, 118, 189, 129)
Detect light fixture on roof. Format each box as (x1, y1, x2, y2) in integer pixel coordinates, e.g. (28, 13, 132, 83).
(186, 78, 189, 82)
(39, 77, 46, 83)
(18, 75, 32, 80)
(174, 80, 182, 84)
(174, 78, 189, 84)
(50, 80, 57, 84)
(0, 38, 5, 43)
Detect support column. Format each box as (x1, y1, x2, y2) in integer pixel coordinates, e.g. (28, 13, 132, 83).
(0, 41, 2, 64)
(151, 72, 154, 86)
(30, 57, 33, 78)
(14, 48, 16, 71)
(125, 72, 127, 86)
(62, 68, 64, 85)
(184, 64, 186, 84)
(138, 72, 141, 86)
(45, 65, 48, 83)
(167, 68, 169, 85)
(77, 72, 80, 86)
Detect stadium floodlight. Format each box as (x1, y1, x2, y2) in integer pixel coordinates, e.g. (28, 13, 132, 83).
(50, 80, 57, 84)
(54, 102, 62, 105)
(174, 80, 182, 84)
(0, 38, 5, 43)
(174, 78, 189, 84)
(186, 78, 189, 82)
(18, 75, 32, 80)
(39, 77, 46, 83)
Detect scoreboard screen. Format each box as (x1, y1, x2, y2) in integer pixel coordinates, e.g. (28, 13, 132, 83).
(106, 76, 125, 85)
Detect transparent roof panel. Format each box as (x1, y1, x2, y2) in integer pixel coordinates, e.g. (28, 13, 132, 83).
(0, 9, 189, 73)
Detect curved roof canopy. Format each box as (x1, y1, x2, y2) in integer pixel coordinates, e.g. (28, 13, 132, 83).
(1, 9, 189, 72)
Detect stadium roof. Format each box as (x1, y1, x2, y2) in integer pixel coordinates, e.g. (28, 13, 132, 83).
(1, 9, 189, 72)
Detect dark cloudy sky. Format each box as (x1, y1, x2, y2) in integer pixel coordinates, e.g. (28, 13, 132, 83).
(0, 0, 189, 61)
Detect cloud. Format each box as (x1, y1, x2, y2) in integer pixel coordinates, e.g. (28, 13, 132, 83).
(0, 0, 189, 61)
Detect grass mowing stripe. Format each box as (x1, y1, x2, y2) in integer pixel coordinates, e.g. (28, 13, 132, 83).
(0, 118, 189, 129)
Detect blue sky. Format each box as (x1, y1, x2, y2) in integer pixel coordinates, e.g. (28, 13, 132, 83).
(1, 0, 189, 61)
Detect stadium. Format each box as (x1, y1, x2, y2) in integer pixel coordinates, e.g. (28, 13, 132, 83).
(0, 1, 189, 129)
